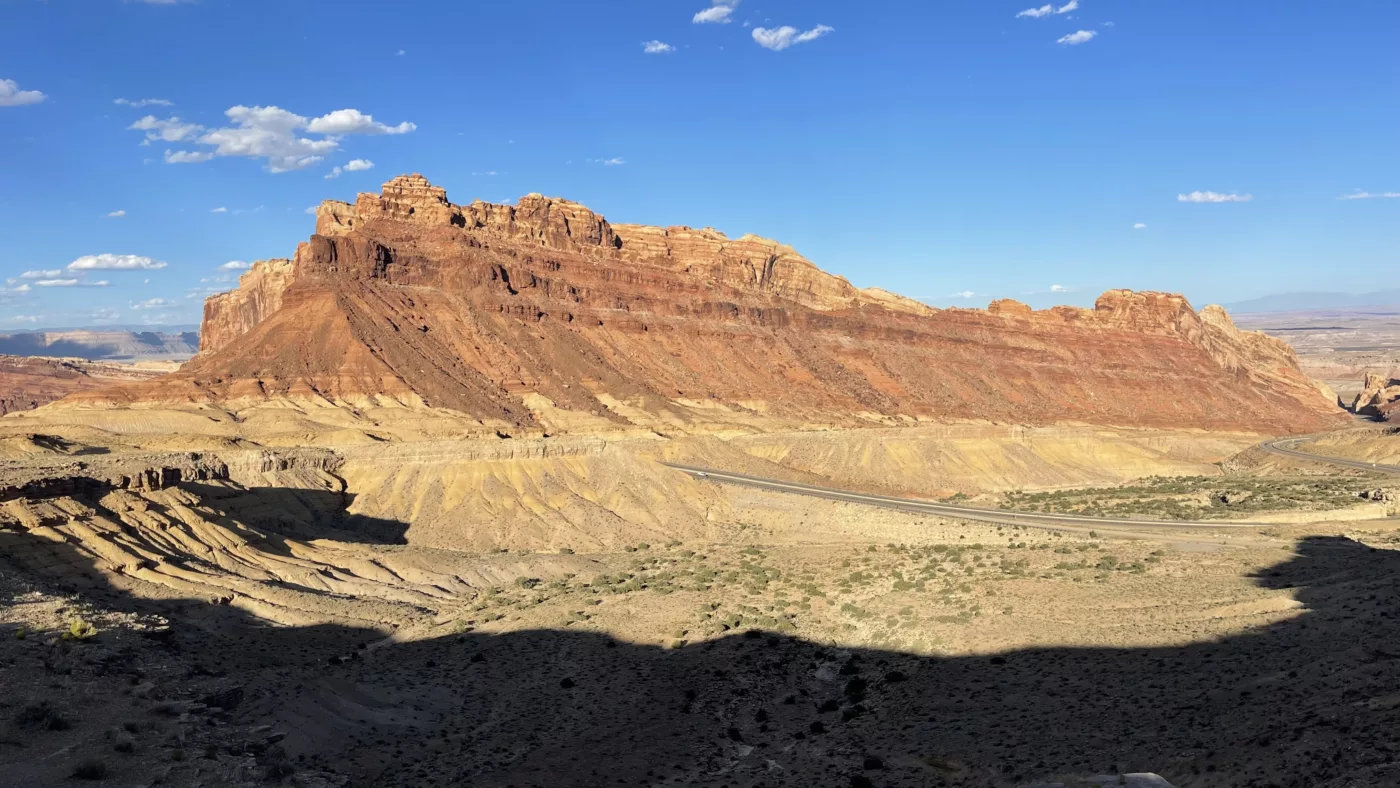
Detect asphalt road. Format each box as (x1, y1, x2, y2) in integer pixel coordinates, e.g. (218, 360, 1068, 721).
(666, 431, 1399, 531)
(1259, 434, 1400, 474)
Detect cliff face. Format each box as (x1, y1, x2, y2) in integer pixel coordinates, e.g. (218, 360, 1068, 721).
(199, 259, 293, 354)
(95, 174, 1343, 434)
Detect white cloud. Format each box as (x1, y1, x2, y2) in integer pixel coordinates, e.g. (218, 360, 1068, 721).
(1050, 284, 1069, 292)
(693, 2, 738, 24)
(1133, 222, 1147, 229)
(165, 149, 213, 164)
(130, 298, 175, 310)
(328, 158, 375, 178)
(395, 49, 406, 56)
(306, 108, 415, 135)
(20, 269, 63, 279)
(753, 24, 834, 51)
(0, 78, 47, 107)
(218, 260, 251, 271)
(1018, 2, 1076, 18)
(643, 40, 676, 54)
(154, 105, 415, 172)
(36, 279, 109, 288)
(115, 97, 173, 108)
(1338, 191, 1400, 200)
(953, 290, 976, 299)
(1057, 30, 1097, 45)
(1178, 191, 1252, 203)
(304, 206, 319, 214)
(129, 114, 203, 143)
(91, 308, 122, 323)
(597, 157, 625, 166)
(107, 210, 127, 218)
(0, 284, 32, 296)
(68, 254, 168, 271)
(1, 315, 41, 324)
(210, 206, 228, 213)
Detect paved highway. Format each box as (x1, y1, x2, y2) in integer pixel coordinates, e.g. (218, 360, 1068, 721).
(667, 431, 1399, 531)
(1259, 434, 1400, 475)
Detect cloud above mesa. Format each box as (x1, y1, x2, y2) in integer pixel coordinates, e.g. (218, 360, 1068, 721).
(127, 105, 416, 173)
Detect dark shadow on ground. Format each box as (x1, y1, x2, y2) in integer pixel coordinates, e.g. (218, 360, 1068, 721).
(3, 501, 1399, 788)
(176, 480, 410, 548)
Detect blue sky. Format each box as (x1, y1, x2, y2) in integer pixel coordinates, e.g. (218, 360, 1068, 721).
(1, 0, 1397, 328)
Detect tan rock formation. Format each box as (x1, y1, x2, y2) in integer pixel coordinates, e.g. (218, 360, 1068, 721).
(74, 174, 1345, 435)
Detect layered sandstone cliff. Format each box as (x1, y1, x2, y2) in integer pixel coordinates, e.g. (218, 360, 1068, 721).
(75, 175, 1344, 434)
(0, 355, 168, 415)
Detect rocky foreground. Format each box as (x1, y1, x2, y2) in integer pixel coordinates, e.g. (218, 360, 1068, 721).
(65, 174, 1342, 435)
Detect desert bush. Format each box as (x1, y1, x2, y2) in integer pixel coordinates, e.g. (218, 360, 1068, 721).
(15, 701, 70, 731)
(72, 760, 107, 780)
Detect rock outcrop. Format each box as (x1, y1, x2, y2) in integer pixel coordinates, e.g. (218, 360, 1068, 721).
(72, 174, 1345, 434)
(0, 355, 168, 415)
(1352, 372, 1400, 417)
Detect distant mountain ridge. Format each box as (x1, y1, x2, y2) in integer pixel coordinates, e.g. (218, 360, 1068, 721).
(1222, 291, 1400, 314)
(0, 329, 199, 361)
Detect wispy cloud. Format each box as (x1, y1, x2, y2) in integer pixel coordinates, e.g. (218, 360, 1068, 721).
(114, 97, 173, 108)
(129, 115, 203, 143)
(1056, 30, 1097, 45)
(211, 206, 228, 213)
(0, 78, 46, 107)
(218, 260, 251, 271)
(130, 298, 175, 310)
(107, 210, 126, 218)
(1133, 222, 1147, 229)
(1017, 1, 1077, 18)
(753, 24, 834, 51)
(588, 157, 626, 166)
(952, 290, 976, 299)
(643, 40, 675, 54)
(1178, 191, 1252, 203)
(19, 270, 63, 279)
(1337, 191, 1400, 200)
(68, 254, 168, 271)
(1050, 284, 1070, 293)
(693, 1, 739, 24)
(35, 279, 109, 288)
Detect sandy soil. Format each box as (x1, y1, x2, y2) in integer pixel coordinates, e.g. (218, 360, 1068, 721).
(2, 425, 1399, 787)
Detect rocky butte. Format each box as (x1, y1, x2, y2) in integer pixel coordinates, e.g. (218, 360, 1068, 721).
(77, 174, 1343, 435)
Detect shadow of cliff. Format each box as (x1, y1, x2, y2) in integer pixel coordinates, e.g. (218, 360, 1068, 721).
(175, 480, 410, 549)
(3, 498, 1400, 788)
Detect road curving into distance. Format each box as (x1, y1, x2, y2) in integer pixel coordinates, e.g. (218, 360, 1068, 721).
(667, 430, 1400, 532)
